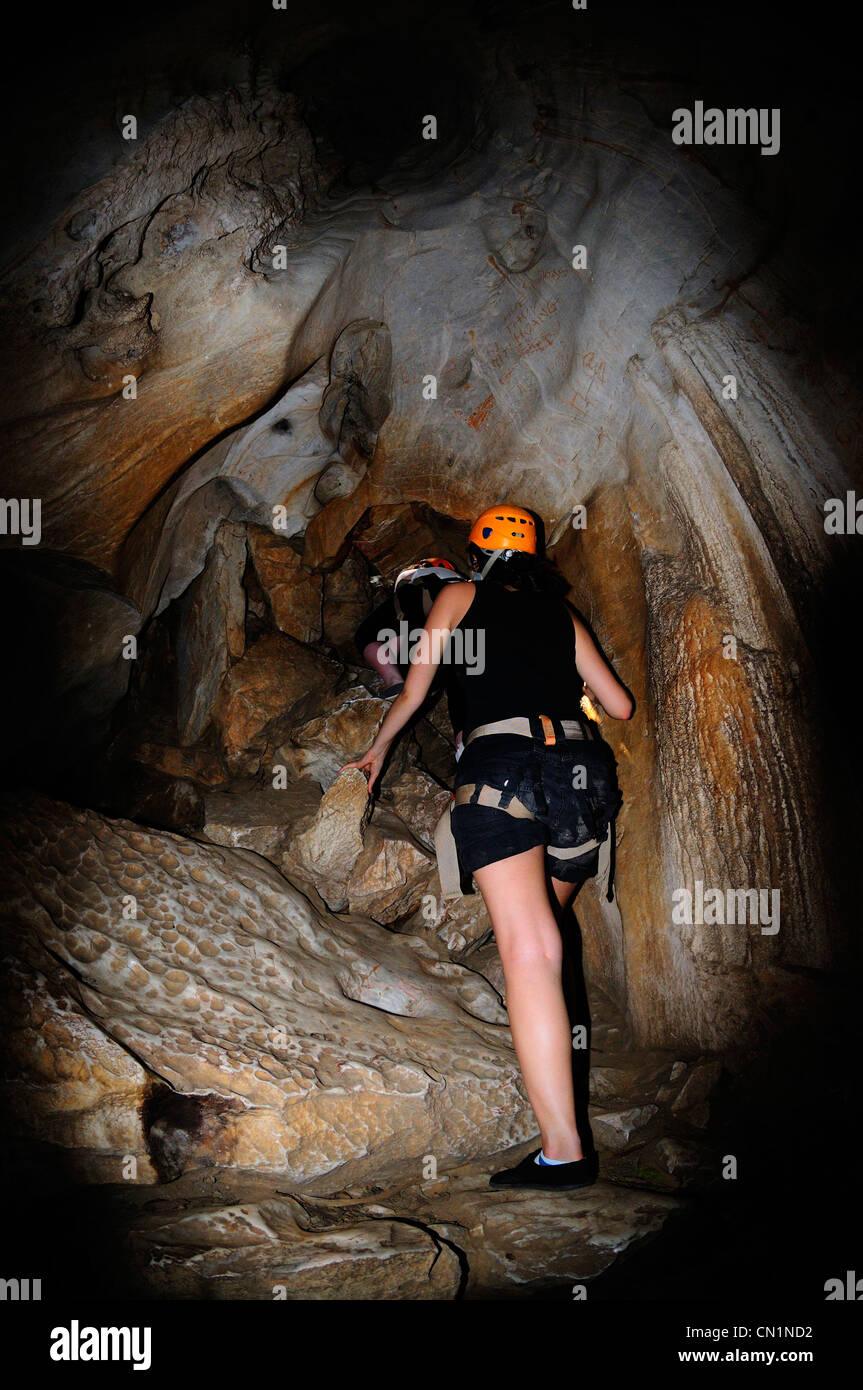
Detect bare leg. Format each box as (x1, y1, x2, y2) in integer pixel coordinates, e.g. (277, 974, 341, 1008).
(474, 847, 585, 1161)
(550, 876, 579, 917)
(361, 641, 403, 688)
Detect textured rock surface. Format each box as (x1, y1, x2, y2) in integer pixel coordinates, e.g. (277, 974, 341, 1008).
(202, 781, 321, 861)
(0, 957, 157, 1182)
(175, 522, 246, 745)
(125, 1194, 463, 1300)
(384, 769, 452, 853)
(2, 2, 854, 1057)
(288, 769, 371, 910)
(346, 821, 435, 925)
(321, 550, 373, 648)
(0, 792, 527, 1185)
(275, 686, 404, 790)
(120, 1158, 678, 1299)
(212, 633, 339, 773)
(247, 526, 322, 643)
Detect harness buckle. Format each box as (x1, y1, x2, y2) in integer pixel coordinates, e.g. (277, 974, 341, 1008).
(539, 714, 556, 746)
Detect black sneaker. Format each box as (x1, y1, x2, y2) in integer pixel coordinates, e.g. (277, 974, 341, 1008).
(489, 1147, 599, 1192)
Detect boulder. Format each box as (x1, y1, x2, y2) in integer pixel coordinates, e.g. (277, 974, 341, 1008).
(0, 957, 156, 1183)
(384, 769, 452, 852)
(287, 769, 371, 910)
(175, 521, 247, 745)
(322, 550, 372, 648)
(352, 503, 465, 581)
(399, 876, 494, 958)
(275, 685, 404, 790)
(125, 773, 205, 835)
(125, 1196, 461, 1300)
(203, 780, 321, 862)
(247, 525, 322, 643)
(591, 1106, 660, 1153)
(0, 791, 528, 1186)
(132, 742, 228, 789)
(212, 633, 339, 774)
(346, 822, 435, 925)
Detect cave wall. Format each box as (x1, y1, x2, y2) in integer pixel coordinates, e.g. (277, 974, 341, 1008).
(1, 0, 860, 1061)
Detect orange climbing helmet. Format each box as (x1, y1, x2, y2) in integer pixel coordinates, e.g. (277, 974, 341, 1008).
(468, 504, 538, 553)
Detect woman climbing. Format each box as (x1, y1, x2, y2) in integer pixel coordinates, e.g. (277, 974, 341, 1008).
(354, 557, 465, 697)
(341, 503, 633, 1191)
(355, 555, 468, 757)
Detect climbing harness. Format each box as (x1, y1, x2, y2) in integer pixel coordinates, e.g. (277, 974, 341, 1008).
(433, 713, 617, 905)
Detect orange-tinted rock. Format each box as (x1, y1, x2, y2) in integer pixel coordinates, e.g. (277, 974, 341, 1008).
(134, 743, 228, 789)
(212, 634, 339, 774)
(247, 526, 322, 643)
(322, 550, 372, 648)
(352, 503, 466, 580)
(275, 686, 401, 790)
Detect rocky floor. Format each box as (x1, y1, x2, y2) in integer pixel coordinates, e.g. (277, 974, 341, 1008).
(0, 781, 724, 1298)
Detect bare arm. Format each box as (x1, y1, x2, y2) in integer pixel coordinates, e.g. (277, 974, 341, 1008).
(571, 611, 633, 720)
(341, 583, 474, 790)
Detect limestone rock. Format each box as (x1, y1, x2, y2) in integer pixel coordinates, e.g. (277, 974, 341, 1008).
(288, 770, 372, 911)
(654, 1137, 703, 1179)
(275, 685, 403, 790)
(126, 1196, 461, 1300)
(126, 774, 205, 835)
(0, 957, 156, 1182)
(2, 86, 329, 574)
(352, 503, 466, 581)
(203, 781, 321, 862)
(384, 769, 452, 852)
(409, 1157, 680, 1294)
(411, 704, 460, 783)
(132, 743, 228, 790)
(247, 525, 322, 643)
(122, 1155, 679, 1299)
(175, 522, 247, 746)
(315, 318, 393, 495)
(591, 1106, 660, 1153)
(322, 550, 372, 648)
(0, 791, 529, 1185)
(121, 318, 390, 631)
(669, 1060, 723, 1128)
(346, 823, 435, 925)
(402, 887, 494, 959)
(212, 633, 339, 774)
(0, 0, 856, 1299)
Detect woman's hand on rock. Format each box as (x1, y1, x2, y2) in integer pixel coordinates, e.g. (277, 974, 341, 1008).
(340, 747, 385, 793)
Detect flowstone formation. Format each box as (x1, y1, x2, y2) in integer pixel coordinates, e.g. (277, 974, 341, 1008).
(0, 0, 858, 1299)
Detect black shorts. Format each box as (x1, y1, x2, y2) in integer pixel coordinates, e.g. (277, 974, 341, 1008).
(450, 732, 622, 882)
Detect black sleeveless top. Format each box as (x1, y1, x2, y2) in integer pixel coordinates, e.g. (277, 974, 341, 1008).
(449, 583, 584, 736)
